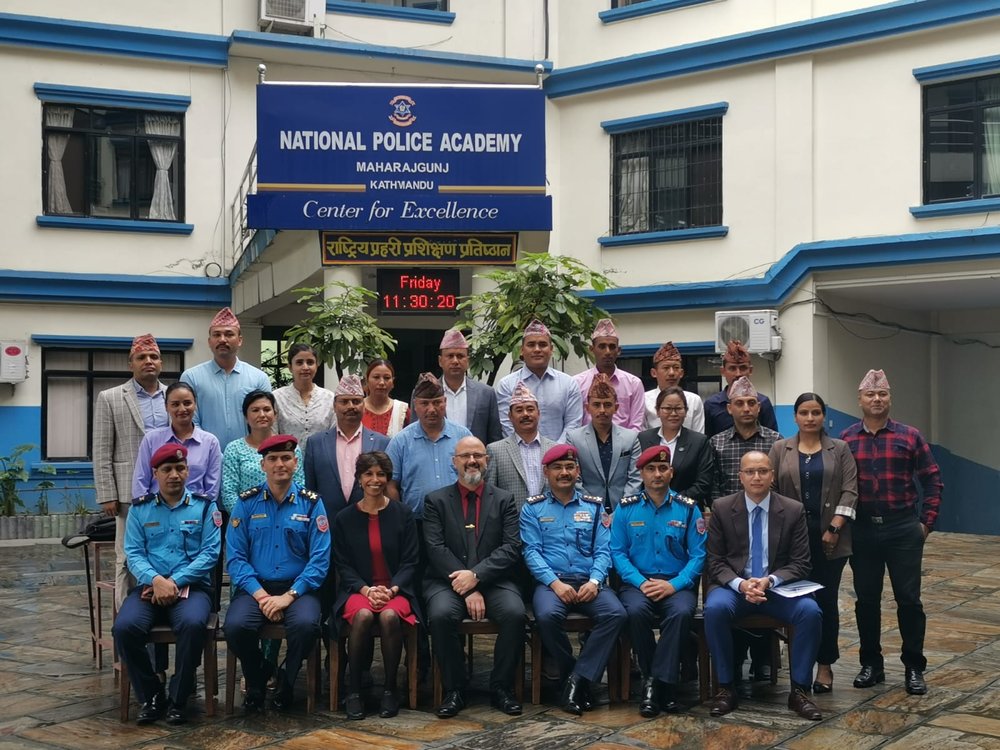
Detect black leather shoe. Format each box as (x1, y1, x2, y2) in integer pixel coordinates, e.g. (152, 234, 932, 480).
(436, 690, 465, 719)
(164, 701, 187, 726)
(271, 684, 294, 712)
(709, 685, 738, 717)
(243, 689, 265, 714)
(750, 661, 772, 682)
(659, 682, 684, 714)
(789, 685, 823, 720)
(853, 666, 886, 689)
(136, 688, 166, 725)
(638, 677, 659, 718)
(379, 689, 400, 718)
(490, 687, 522, 716)
(905, 667, 928, 695)
(345, 692, 365, 720)
(579, 680, 595, 711)
(561, 673, 588, 716)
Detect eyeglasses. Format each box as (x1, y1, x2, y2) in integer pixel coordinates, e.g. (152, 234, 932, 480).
(455, 452, 487, 460)
(739, 468, 772, 477)
(658, 406, 687, 413)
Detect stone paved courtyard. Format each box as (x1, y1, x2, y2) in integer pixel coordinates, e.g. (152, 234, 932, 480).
(2, 532, 1000, 749)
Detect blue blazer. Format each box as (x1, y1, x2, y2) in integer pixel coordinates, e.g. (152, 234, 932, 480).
(303, 426, 389, 517)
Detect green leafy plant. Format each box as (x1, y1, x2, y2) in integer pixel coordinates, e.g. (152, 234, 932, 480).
(0, 445, 55, 517)
(456, 253, 615, 384)
(283, 281, 398, 378)
(35, 480, 55, 516)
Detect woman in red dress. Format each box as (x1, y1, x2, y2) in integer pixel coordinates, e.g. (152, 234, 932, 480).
(331, 451, 420, 720)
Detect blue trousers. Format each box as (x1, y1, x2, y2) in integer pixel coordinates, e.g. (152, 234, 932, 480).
(704, 586, 821, 686)
(113, 587, 212, 705)
(532, 584, 626, 683)
(224, 591, 321, 693)
(619, 585, 697, 684)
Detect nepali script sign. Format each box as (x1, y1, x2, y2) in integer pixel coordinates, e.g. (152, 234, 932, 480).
(247, 83, 551, 232)
(320, 232, 516, 265)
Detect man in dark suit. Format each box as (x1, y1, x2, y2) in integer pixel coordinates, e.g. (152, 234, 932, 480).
(439, 329, 503, 446)
(703, 451, 823, 721)
(485, 382, 555, 509)
(423, 436, 525, 719)
(303, 374, 389, 517)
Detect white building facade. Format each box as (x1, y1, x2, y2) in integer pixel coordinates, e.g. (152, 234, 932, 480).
(0, 0, 996, 532)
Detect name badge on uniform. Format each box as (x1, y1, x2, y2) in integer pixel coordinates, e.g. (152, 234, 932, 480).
(668, 520, 686, 528)
(630, 521, 645, 527)
(539, 516, 555, 523)
(181, 519, 200, 525)
(250, 513, 268, 520)
(290, 513, 311, 523)
(144, 521, 160, 528)
(573, 511, 593, 523)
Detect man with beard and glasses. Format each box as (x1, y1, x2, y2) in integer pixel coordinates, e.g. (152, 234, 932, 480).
(423, 436, 525, 718)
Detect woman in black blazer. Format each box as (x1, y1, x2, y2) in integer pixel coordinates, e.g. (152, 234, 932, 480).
(769, 392, 858, 693)
(331, 451, 421, 720)
(637, 386, 715, 508)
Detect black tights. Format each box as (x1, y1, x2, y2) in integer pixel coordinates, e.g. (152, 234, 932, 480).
(347, 608, 403, 693)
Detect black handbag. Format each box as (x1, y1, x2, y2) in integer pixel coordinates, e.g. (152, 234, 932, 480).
(61, 515, 116, 549)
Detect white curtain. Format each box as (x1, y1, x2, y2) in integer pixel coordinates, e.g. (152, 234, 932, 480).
(144, 114, 180, 220)
(617, 155, 649, 233)
(984, 107, 1000, 196)
(45, 106, 74, 214)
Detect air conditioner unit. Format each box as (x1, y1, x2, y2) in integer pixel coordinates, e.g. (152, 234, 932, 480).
(714, 310, 782, 354)
(259, 0, 324, 35)
(0, 340, 28, 383)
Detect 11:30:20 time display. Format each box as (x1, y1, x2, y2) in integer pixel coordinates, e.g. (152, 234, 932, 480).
(381, 293, 457, 311)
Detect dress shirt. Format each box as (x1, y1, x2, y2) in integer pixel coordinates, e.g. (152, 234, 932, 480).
(710, 424, 781, 501)
(496, 366, 582, 442)
(703, 390, 779, 437)
(643, 388, 705, 433)
(653, 428, 680, 462)
(386, 418, 472, 519)
(274, 384, 335, 450)
(574, 367, 646, 430)
(180, 358, 272, 449)
(220, 437, 305, 513)
(132, 379, 168, 431)
(517, 434, 543, 496)
(335, 424, 364, 504)
(133, 426, 222, 501)
(443, 378, 468, 428)
(727, 493, 783, 591)
(124, 490, 221, 589)
(519, 489, 611, 586)
(840, 418, 943, 529)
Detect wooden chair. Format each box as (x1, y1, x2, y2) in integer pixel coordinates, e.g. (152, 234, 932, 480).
(328, 621, 419, 712)
(528, 611, 622, 706)
(224, 622, 321, 714)
(119, 613, 219, 721)
(430, 618, 526, 707)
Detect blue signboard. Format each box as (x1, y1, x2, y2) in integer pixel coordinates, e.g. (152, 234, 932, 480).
(247, 83, 551, 232)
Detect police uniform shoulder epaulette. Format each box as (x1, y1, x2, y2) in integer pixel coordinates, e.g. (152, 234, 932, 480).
(239, 485, 261, 500)
(674, 493, 696, 506)
(582, 494, 603, 505)
(299, 488, 319, 503)
(619, 494, 640, 507)
(525, 494, 545, 505)
(190, 493, 211, 503)
(132, 493, 156, 505)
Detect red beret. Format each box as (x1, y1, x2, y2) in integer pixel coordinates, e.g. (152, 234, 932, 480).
(542, 444, 578, 466)
(258, 434, 298, 455)
(150, 443, 188, 469)
(636, 445, 672, 469)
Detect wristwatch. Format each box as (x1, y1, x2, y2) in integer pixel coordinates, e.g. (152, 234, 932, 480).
(288, 588, 299, 599)
(827, 525, 841, 535)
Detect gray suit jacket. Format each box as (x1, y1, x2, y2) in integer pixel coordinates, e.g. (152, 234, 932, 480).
(93, 379, 162, 507)
(485, 434, 556, 509)
(303, 426, 390, 517)
(565, 424, 641, 511)
(465, 378, 503, 446)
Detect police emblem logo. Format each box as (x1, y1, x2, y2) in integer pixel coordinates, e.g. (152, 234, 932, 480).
(389, 95, 416, 127)
(658, 450, 668, 462)
(231, 517, 240, 528)
(212, 510, 223, 528)
(316, 514, 329, 533)
(175, 449, 184, 460)
(696, 517, 706, 535)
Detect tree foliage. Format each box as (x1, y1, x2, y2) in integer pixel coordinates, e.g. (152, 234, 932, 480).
(283, 281, 397, 378)
(456, 253, 614, 384)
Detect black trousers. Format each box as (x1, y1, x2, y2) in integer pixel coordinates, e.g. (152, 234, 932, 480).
(850, 513, 926, 671)
(806, 529, 849, 665)
(425, 584, 526, 693)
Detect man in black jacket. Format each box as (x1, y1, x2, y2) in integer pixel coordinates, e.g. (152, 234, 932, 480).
(422, 436, 525, 718)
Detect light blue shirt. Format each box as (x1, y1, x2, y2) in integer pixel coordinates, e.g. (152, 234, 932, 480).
(386, 418, 472, 519)
(496, 366, 583, 443)
(180, 358, 272, 449)
(728, 493, 783, 591)
(516, 433, 543, 496)
(520, 488, 611, 586)
(132, 426, 222, 501)
(132, 379, 168, 431)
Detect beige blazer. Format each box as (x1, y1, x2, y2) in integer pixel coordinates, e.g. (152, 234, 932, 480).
(768, 434, 858, 558)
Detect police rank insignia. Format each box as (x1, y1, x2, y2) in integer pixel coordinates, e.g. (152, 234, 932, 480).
(212, 510, 223, 528)
(525, 494, 545, 505)
(316, 515, 329, 533)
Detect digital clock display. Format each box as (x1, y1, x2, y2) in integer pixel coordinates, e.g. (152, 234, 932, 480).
(377, 269, 460, 314)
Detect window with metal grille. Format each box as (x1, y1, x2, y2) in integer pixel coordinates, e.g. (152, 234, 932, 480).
(610, 117, 722, 236)
(923, 75, 1000, 203)
(339, 0, 449, 9)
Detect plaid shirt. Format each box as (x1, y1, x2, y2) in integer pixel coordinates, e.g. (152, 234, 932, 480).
(709, 424, 781, 502)
(840, 419, 943, 530)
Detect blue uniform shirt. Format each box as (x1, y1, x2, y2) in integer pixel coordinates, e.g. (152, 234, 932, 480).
(610, 488, 706, 592)
(520, 488, 611, 586)
(226, 481, 331, 597)
(124, 489, 222, 590)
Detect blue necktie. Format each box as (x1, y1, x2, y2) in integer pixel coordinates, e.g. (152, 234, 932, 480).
(750, 506, 764, 578)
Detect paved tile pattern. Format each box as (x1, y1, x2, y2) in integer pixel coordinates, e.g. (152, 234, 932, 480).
(0, 532, 999, 749)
